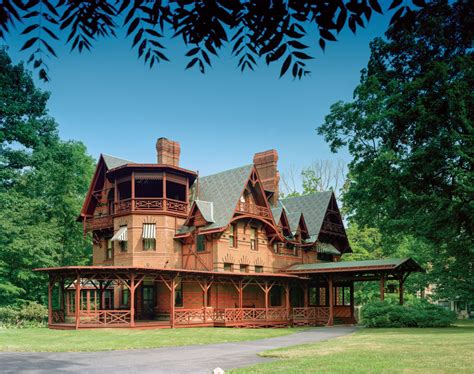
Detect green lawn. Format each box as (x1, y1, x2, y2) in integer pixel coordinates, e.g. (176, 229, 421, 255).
(0, 326, 303, 352)
(231, 320, 474, 374)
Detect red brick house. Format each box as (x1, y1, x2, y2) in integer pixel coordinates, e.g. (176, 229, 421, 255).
(38, 138, 422, 329)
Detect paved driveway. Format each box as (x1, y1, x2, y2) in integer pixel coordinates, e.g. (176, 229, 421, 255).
(0, 326, 356, 373)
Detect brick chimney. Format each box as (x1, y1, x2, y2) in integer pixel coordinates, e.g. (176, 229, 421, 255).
(156, 138, 180, 166)
(253, 149, 279, 206)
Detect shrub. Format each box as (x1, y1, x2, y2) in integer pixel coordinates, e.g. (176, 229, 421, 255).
(361, 300, 456, 328)
(0, 302, 48, 328)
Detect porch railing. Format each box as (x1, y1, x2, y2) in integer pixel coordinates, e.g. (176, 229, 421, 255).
(292, 307, 330, 325)
(115, 198, 188, 215)
(79, 310, 131, 326)
(85, 215, 113, 231)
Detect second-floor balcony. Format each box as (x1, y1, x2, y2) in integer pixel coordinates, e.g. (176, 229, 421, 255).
(86, 215, 114, 231)
(236, 201, 271, 219)
(115, 198, 188, 215)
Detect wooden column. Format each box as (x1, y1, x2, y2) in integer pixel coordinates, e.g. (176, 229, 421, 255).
(114, 180, 118, 214)
(303, 283, 309, 307)
(328, 276, 334, 326)
(60, 278, 66, 313)
(170, 276, 176, 328)
(284, 283, 290, 325)
(99, 281, 104, 310)
(399, 278, 404, 305)
(350, 282, 355, 322)
(47, 275, 53, 325)
(163, 172, 167, 212)
(238, 280, 243, 308)
(131, 171, 135, 211)
(380, 274, 385, 302)
(75, 272, 81, 329)
(130, 273, 136, 327)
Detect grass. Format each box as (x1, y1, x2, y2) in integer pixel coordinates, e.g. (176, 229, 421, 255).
(230, 320, 474, 374)
(0, 326, 304, 352)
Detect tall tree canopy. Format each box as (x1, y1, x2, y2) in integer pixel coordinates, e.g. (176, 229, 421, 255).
(1, 0, 427, 81)
(0, 48, 95, 305)
(318, 1, 474, 301)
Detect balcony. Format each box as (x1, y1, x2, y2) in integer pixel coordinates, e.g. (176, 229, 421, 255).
(86, 215, 113, 231)
(321, 221, 345, 234)
(115, 198, 188, 216)
(236, 202, 271, 219)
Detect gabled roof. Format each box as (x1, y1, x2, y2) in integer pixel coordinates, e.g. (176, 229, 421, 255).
(286, 211, 302, 234)
(279, 191, 333, 238)
(285, 258, 423, 273)
(191, 164, 254, 231)
(195, 200, 214, 223)
(102, 154, 133, 170)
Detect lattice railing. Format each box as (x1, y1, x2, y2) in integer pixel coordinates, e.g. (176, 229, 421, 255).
(114, 198, 187, 214)
(292, 307, 330, 325)
(51, 309, 65, 323)
(79, 310, 131, 326)
(237, 202, 271, 218)
(86, 215, 113, 231)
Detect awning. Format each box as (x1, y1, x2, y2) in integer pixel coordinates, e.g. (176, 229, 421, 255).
(315, 242, 341, 255)
(111, 226, 127, 242)
(142, 223, 156, 239)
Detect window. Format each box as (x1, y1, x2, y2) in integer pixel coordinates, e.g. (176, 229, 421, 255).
(104, 290, 114, 309)
(143, 238, 156, 250)
(106, 239, 113, 260)
(273, 243, 279, 254)
(309, 287, 328, 306)
(175, 281, 183, 307)
(229, 223, 238, 248)
(142, 223, 156, 250)
(255, 265, 263, 273)
(121, 288, 130, 307)
(196, 235, 205, 252)
(335, 287, 351, 306)
(224, 263, 233, 272)
(270, 286, 283, 306)
(250, 227, 258, 251)
(120, 240, 128, 252)
(240, 264, 249, 273)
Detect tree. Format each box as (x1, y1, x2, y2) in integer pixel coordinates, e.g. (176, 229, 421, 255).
(0, 48, 95, 305)
(318, 1, 474, 302)
(280, 159, 346, 198)
(1, 0, 427, 81)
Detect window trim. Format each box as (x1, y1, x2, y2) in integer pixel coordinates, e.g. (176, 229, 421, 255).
(143, 238, 156, 251)
(250, 227, 258, 251)
(223, 263, 233, 272)
(196, 235, 205, 252)
(229, 223, 238, 248)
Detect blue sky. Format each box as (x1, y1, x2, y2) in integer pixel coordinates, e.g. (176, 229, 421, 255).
(6, 11, 390, 188)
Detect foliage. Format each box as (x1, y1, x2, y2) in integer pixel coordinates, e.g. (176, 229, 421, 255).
(318, 1, 474, 302)
(361, 300, 456, 328)
(0, 48, 95, 306)
(231, 321, 474, 373)
(0, 302, 47, 328)
(1, 1, 427, 81)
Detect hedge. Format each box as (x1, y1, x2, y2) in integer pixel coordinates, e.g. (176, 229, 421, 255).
(361, 300, 456, 328)
(0, 302, 48, 328)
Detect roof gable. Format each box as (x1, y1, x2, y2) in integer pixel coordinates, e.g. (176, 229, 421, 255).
(191, 164, 254, 230)
(279, 191, 333, 237)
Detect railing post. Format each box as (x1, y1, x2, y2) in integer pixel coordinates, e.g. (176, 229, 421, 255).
(131, 171, 135, 212)
(130, 273, 135, 327)
(48, 275, 53, 325)
(380, 274, 385, 302)
(399, 277, 404, 305)
(170, 275, 175, 328)
(328, 276, 334, 326)
(285, 283, 290, 325)
(75, 272, 81, 329)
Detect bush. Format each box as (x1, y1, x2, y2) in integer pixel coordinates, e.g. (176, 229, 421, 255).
(361, 300, 456, 328)
(0, 302, 48, 328)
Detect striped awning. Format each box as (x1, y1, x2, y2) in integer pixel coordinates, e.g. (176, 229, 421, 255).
(315, 242, 341, 255)
(111, 226, 128, 242)
(142, 223, 156, 239)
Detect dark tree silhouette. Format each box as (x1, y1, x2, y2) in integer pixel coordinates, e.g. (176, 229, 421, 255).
(1, 0, 427, 81)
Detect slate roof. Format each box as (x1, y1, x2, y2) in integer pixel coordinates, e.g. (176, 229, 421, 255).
(285, 258, 423, 273)
(195, 200, 214, 223)
(191, 164, 254, 231)
(279, 191, 333, 238)
(286, 211, 302, 234)
(102, 154, 133, 170)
